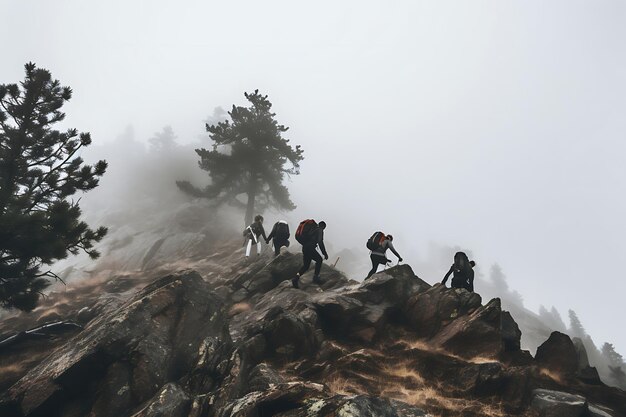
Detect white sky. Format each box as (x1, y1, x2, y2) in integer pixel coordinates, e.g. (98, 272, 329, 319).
(2, 0, 625, 353)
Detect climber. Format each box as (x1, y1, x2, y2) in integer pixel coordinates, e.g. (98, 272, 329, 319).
(441, 251, 476, 292)
(266, 220, 290, 256)
(292, 220, 328, 288)
(243, 215, 268, 257)
(364, 232, 402, 280)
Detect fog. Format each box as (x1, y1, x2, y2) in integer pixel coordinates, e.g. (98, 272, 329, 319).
(2, 1, 625, 357)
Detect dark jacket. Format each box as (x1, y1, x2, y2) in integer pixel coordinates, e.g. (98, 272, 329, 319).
(305, 227, 328, 258)
(442, 264, 474, 292)
(245, 221, 267, 243)
(267, 221, 289, 242)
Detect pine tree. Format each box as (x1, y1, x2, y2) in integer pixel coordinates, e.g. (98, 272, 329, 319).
(568, 309, 586, 338)
(0, 63, 107, 311)
(148, 125, 177, 152)
(177, 90, 304, 226)
(489, 263, 523, 306)
(602, 343, 625, 367)
(550, 307, 567, 332)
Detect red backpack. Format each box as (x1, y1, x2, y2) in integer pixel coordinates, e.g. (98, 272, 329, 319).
(366, 231, 386, 251)
(295, 219, 318, 244)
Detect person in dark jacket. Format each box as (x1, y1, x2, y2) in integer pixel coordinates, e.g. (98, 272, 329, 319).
(266, 220, 290, 256)
(292, 221, 328, 288)
(441, 252, 475, 292)
(243, 215, 268, 257)
(365, 234, 402, 280)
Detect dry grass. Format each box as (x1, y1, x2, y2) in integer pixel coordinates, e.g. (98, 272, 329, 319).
(399, 339, 500, 366)
(445, 352, 500, 365)
(228, 302, 252, 316)
(0, 363, 23, 374)
(539, 368, 564, 384)
(383, 364, 426, 385)
(326, 358, 506, 417)
(401, 339, 433, 351)
(326, 376, 361, 396)
(382, 385, 505, 417)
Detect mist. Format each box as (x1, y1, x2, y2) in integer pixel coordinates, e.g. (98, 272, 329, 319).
(2, 0, 625, 367)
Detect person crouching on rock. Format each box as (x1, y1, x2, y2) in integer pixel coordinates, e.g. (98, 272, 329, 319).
(243, 215, 268, 257)
(266, 220, 290, 256)
(441, 251, 475, 292)
(292, 220, 328, 288)
(365, 233, 402, 280)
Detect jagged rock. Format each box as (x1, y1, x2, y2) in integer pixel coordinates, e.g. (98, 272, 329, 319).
(573, 337, 603, 385)
(531, 389, 588, 416)
(530, 388, 615, 417)
(2, 244, 626, 417)
(0, 271, 231, 417)
(251, 306, 321, 361)
(326, 395, 431, 416)
(501, 311, 522, 351)
(430, 298, 506, 360)
(131, 383, 190, 417)
(230, 251, 350, 301)
(404, 283, 482, 338)
(215, 380, 431, 417)
(246, 363, 286, 392)
(214, 381, 327, 417)
(311, 265, 426, 342)
(536, 332, 579, 379)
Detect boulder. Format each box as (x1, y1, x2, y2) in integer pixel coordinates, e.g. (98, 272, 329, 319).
(572, 337, 602, 385)
(530, 389, 588, 417)
(0, 271, 231, 417)
(430, 298, 505, 360)
(405, 283, 482, 338)
(535, 332, 579, 379)
(131, 383, 190, 417)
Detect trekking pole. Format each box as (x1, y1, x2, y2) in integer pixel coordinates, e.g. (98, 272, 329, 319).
(332, 257, 340, 268)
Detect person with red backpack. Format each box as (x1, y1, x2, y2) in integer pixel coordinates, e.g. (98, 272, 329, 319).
(292, 220, 328, 289)
(365, 232, 402, 280)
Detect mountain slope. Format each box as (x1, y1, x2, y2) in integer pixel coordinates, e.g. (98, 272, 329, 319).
(1, 245, 624, 417)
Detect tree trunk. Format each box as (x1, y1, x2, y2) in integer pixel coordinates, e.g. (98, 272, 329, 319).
(245, 188, 256, 227)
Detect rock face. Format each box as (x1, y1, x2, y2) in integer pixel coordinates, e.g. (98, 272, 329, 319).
(1, 271, 231, 417)
(1, 249, 625, 417)
(536, 332, 580, 378)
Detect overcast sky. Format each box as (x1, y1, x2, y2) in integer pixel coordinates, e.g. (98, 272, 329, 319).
(2, 1, 625, 353)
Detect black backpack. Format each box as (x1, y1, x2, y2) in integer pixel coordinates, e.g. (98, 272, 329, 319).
(275, 222, 290, 240)
(295, 219, 318, 244)
(366, 231, 386, 251)
(454, 252, 469, 270)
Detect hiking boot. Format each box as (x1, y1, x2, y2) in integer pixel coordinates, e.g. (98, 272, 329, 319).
(291, 277, 299, 289)
(312, 275, 323, 285)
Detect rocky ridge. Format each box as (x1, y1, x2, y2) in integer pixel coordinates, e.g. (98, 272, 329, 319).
(1, 247, 625, 417)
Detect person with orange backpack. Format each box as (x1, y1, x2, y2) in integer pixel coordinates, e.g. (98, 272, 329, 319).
(365, 232, 402, 280)
(292, 219, 328, 289)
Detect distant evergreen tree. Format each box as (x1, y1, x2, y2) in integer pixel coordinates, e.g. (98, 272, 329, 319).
(539, 305, 567, 332)
(550, 306, 567, 331)
(148, 126, 177, 152)
(0, 63, 107, 311)
(608, 366, 626, 389)
(568, 309, 586, 338)
(602, 343, 626, 389)
(602, 343, 625, 367)
(489, 263, 523, 306)
(177, 90, 304, 225)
